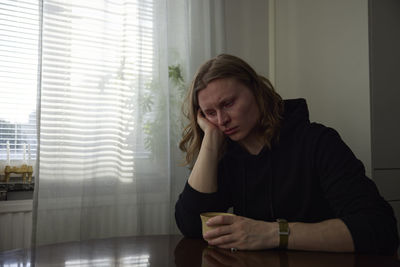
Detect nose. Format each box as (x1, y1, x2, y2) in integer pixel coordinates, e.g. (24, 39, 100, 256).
(217, 111, 230, 126)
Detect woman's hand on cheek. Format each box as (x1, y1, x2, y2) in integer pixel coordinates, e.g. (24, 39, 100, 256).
(197, 109, 216, 132)
(197, 109, 217, 133)
(203, 215, 278, 251)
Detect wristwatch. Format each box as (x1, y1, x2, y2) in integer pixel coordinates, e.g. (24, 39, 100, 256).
(277, 218, 290, 249)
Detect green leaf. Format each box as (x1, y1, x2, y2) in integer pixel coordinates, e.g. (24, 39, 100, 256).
(168, 64, 184, 85)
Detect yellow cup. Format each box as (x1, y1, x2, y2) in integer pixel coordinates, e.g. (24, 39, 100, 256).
(200, 212, 235, 236)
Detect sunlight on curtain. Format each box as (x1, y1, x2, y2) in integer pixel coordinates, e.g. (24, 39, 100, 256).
(36, 0, 173, 245)
(35, 0, 225, 246)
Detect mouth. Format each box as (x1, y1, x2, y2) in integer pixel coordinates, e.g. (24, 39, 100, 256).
(223, 127, 238, 135)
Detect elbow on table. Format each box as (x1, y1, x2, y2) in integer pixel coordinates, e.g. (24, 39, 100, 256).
(175, 211, 202, 239)
(176, 221, 202, 239)
(379, 231, 399, 256)
(361, 222, 399, 255)
(374, 217, 399, 255)
(342, 213, 399, 255)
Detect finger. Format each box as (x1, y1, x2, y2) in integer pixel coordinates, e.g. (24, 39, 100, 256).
(204, 224, 233, 240)
(196, 109, 211, 131)
(207, 215, 236, 226)
(197, 109, 208, 121)
(207, 232, 237, 246)
(196, 109, 203, 122)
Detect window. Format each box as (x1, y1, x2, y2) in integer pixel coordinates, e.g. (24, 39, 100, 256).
(1, 0, 162, 184)
(38, 0, 160, 182)
(0, 0, 40, 165)
(40, 0, 156, 161)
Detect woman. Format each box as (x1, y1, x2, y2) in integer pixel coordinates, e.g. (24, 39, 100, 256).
(175, 54, 398, 254)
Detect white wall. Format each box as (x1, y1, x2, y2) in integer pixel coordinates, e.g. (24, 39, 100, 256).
(224, 0, 270, 77)
(274, 0, 371, 176)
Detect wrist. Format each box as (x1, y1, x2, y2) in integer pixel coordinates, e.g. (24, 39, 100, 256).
(202, 129, 224, 150)
(204, 126, 222, 137)
(256, 221, 280, 250)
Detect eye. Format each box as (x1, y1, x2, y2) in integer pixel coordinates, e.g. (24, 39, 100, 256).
(205, 110, 216, 117)
(223, 100, 234, 108)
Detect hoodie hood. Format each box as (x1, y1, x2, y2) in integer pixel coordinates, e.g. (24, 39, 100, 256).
(280, 98, 310, 137)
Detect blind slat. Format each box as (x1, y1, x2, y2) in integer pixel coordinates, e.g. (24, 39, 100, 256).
(40, 0, 155, 162)
(1, 0, 157, 164)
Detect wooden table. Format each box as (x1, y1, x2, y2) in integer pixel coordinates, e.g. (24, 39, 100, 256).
(0, 235, 399, 266)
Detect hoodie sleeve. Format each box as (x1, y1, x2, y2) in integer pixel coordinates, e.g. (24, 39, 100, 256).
(174, 166, 231, 238)
(314, 127, 399, 255)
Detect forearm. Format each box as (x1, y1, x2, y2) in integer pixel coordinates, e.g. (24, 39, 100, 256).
(203, 217, 354, 252)
(188, 131, 222, 193)
(287, 218, 354, 252)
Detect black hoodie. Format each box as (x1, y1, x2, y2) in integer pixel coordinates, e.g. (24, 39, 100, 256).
(175, 98, 399, 255)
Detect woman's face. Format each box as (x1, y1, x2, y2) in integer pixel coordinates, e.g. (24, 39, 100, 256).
(197, 78, 261, 149)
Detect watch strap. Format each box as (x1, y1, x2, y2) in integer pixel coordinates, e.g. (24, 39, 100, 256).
(277, 218, 289, 249)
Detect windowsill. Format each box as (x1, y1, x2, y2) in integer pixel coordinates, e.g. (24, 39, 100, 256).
(0, 199, 33, 213)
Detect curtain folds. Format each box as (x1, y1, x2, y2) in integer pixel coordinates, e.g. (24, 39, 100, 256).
(33, 0, 225, 246)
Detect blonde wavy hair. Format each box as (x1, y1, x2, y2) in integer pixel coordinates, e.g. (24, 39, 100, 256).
(179, 54, 283, 167)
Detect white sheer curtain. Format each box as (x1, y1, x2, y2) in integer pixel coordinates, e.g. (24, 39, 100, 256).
(33, 0, 225, 246)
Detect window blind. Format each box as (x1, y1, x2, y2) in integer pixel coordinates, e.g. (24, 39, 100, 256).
(0, 0, 40, 163)
(39, 0, 156, 180)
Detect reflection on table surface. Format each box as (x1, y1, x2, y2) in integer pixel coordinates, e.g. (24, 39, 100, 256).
(175, 238, 400, 267)
(0, 235, 399, 267)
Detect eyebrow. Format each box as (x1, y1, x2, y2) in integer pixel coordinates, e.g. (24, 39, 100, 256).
(202, 96, 235, 112)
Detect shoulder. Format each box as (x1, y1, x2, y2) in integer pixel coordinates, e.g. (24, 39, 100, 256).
(306, 123, 350, 151)
(278, 121, 356, 168)
(281, 120, 338, 146)
(301, 123, 354, 160)
(307, 123, 342, 142)
(296, 121, 345, 142)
